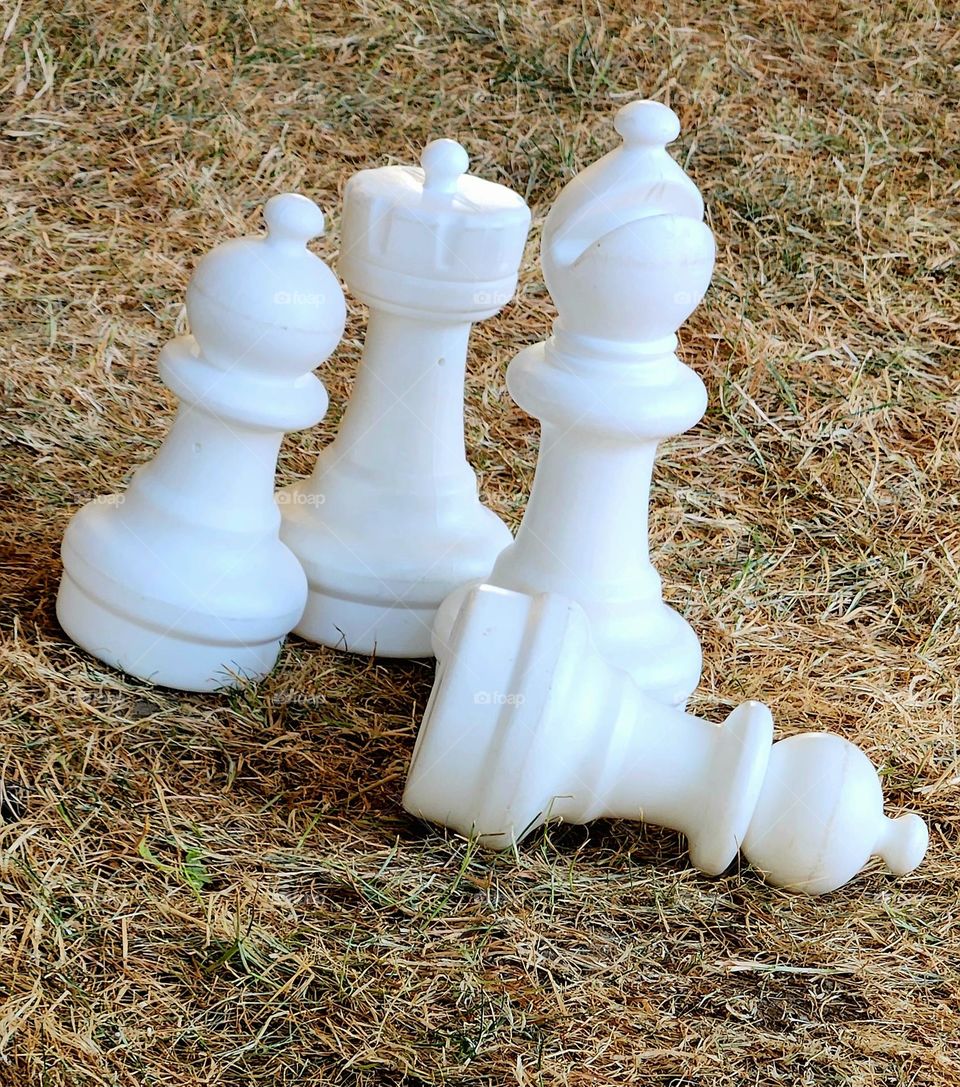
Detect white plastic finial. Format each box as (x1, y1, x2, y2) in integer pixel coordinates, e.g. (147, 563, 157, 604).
(880, 814, 930, 876)
(613, 99, 681, 147)
(264, 192, 326, 246)
(742, 734, 930, 894)
(421, 139, 470, 194)
(404, 585, 929, 895)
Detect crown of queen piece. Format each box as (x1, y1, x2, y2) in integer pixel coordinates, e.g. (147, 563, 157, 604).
(338, 139, 531, 317)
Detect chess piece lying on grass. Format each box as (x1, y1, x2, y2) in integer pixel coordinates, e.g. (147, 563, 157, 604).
(403, 584, 928, 895)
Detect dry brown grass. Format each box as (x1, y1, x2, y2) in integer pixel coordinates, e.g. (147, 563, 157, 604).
(1, 0, 959, 1083)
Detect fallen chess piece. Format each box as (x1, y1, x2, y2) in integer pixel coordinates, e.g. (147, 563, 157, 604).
(278, 139, 531, 658)
(403, 584, 928, 894)
(58, 194, 346, 691)
(439, 99, 716, 706)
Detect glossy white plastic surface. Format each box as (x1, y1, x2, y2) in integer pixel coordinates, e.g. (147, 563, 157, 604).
(435, 100, 714, 706)
(278, 140, 531, 658)
(404, 584, 928, 894)
(57, 194, 346, 691)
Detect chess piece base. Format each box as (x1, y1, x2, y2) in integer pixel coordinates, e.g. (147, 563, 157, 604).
(280, 476, 511, 657)
(605, 604, 701, 708)
(432, 578, 702, 707)
(58, 498, 308, 691)
(289, 553, 511, 658)
(57, 574, 285, 692)
(294, 587, 436, 659)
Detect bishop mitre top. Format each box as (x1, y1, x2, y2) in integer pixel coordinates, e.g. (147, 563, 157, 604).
(542, 98, 715, 349)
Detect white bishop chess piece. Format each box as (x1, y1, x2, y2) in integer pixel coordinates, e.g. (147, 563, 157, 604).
(57, 195, 346, 691)
(278, 139, 531, 659)
(435, 99, 713, 706)
(403, 584, 929, 895)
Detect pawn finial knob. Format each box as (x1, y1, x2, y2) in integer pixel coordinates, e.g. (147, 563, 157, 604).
(184, 192, 345, 377)
(613, 99, 681, 148)
(421, 138, 470, 195)
(263, 192, 326, 247)
(879, 812, 930, 876)
(742, 733, 929, 894)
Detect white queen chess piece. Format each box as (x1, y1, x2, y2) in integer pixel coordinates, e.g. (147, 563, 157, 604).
(435, 100, 714, 706)
(278, 139, 531, 658)
(403, 584, 928, 895)
(57, 194, 346, 691)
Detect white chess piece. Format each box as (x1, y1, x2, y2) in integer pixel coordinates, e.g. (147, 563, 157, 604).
(435, 100, 713, 706)
(278, 140, 531, 658)
(57, 195, 346, 691)
(404, 585, 928, 894)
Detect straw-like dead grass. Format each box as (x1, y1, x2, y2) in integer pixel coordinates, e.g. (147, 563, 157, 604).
(1, 0, 958, 1083)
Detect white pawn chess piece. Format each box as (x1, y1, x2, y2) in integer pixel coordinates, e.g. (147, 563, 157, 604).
(278, 139, 531, 658)
(57, 195, 346, 691)
(403, 585, 928, 894)
(434, 100, 713, 706)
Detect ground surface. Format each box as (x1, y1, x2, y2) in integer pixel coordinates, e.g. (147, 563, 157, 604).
(1, 1, 958, 1084)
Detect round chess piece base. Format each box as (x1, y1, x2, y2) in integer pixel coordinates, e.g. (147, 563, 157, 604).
(281, 479, 511, 657)
(58, 496, 308, 691)
(431, 578, 702, 706)
(566, 597, 702, 709)
(626, 605, 701, 709)
(294, 588, 438, 659)
(57, 575, 289, 692)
